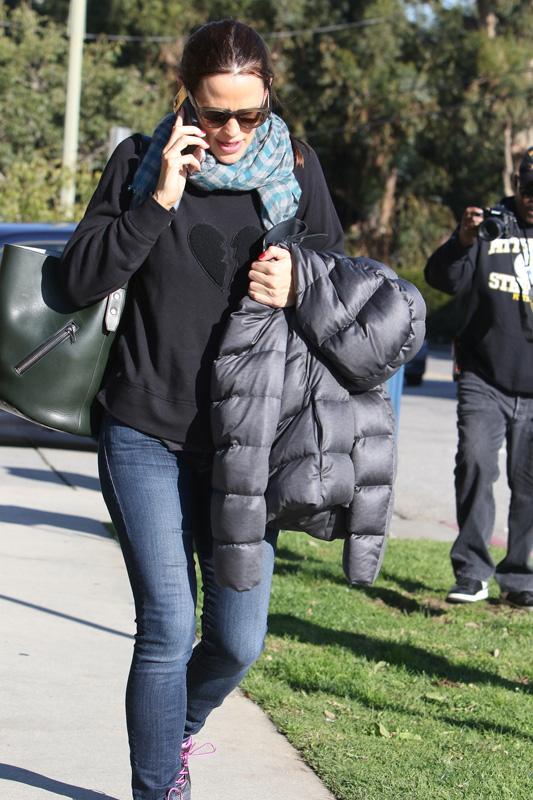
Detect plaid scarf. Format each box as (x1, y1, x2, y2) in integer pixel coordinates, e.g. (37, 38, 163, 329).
(130, 112, 301, 229)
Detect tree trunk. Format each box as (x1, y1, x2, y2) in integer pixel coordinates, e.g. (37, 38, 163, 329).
(477, 1, 498, 37)
(376, 167, 398, 260)
(503, 122, 513, 196)
(380, 168, 398, 234)
(354, 167, 399, 261)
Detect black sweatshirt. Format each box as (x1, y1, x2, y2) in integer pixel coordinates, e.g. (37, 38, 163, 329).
(60, 134, 344, 447)
(424, 198, 533, 394)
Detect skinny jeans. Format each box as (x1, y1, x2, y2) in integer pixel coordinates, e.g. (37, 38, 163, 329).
(98, 414, 278, 800)
(452, 370, 533, 591)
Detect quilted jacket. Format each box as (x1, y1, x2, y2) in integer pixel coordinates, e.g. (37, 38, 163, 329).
(210, 245, 426, 591)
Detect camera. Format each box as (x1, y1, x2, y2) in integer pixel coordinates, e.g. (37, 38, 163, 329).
(478, 204, 515, 242)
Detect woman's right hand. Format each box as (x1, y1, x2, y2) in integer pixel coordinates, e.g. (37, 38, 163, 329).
(152, 112, 209, 210)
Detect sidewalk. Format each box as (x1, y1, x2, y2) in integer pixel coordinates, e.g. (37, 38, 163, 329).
(0, 415, 335, 800)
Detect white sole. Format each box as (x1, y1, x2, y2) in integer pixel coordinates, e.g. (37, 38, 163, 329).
(446, 588, 489, 603)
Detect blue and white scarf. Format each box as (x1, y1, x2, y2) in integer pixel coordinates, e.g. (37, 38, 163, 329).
(130, 112, 301, 229)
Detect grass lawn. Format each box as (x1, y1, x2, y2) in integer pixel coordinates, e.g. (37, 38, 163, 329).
(241, 535, 532, 800)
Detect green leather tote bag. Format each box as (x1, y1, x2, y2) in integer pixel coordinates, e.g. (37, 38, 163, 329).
(0, 243, 126, 436)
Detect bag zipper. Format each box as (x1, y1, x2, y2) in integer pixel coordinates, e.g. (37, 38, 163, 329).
(14, 320, 80, 375)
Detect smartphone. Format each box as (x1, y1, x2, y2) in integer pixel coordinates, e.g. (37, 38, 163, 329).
(180, 98, 200, 156)
(181, 97, 199, 127)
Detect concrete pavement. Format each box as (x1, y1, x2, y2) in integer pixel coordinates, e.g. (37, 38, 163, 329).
(392, 350, 510, 549)
(0, 415, 335, 800)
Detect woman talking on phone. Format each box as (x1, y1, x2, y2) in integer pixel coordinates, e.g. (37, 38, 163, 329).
(61, 18, 424, 800)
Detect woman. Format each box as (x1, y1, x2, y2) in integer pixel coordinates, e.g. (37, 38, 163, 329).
(60, 19, 346, 800)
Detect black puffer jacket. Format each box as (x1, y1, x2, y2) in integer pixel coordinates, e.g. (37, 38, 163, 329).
(211, 246, 426, 591)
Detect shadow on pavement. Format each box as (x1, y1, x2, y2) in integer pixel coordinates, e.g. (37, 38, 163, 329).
(0, 505, 109, 537)
(0, 594, 133, 639)
(0, 763, 118, 800)
(7, 467, 100, 492)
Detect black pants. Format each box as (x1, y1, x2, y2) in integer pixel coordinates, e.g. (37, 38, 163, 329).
(452, 370, 533, 592)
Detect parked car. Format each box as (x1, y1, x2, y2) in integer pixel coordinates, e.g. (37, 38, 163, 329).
(404, 339, 429, 386)
(0, 222, 77, 256)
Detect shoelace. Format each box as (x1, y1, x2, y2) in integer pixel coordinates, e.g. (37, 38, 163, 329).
(166, 736, 216, 799)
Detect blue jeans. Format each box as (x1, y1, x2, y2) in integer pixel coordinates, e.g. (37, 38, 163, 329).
(453, 371, 533, 592)
(98, 414, 278, 800)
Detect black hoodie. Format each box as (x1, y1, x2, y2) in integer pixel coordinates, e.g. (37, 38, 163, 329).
(424, 197, 533, 394)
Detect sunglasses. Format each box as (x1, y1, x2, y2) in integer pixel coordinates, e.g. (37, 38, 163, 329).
(519, 186, 533, 198)
(188, 91, 271, 130)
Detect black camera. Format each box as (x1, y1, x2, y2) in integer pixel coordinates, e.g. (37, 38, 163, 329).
(478, 204, 515, 242)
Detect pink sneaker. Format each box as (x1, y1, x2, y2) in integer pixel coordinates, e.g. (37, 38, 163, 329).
(166, 737, 216, 799)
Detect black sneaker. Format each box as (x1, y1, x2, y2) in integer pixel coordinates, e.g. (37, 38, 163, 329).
(446, 578, 489, 603)
(501, 591, 533, 611)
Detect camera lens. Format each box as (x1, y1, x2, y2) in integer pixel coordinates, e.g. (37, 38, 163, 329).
(479, 217, 504, 242)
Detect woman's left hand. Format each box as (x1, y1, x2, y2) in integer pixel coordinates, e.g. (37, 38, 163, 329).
(248, 245, 296, 308)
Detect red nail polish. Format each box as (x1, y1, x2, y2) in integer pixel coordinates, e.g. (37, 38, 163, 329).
(258, 252, 266, 260)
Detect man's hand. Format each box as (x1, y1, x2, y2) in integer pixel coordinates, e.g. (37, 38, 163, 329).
(248, 245, 296, 307)
(458, 206, 484, 248)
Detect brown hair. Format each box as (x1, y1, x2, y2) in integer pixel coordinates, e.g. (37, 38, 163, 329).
(178, 20, 304, 167)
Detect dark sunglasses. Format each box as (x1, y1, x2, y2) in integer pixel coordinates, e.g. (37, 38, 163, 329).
(189, 91, 271, 129)
(519, 185, 533, 198)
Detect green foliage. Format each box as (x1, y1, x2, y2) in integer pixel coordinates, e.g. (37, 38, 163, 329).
(0, 1, 169, 220)
(0, 3, 169, 168)
(1, 0, 532, 341)
(414, 1, 533, 215)
(243, 535, 533, 800)
(277, 0, 424, 219)
(78, 38, 167, 167)
(0, 154, 98, 221)
(0, 3, 68, 168)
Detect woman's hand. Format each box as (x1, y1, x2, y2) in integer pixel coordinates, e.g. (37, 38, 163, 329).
(248, 245, 296, 308)
(152, 113, 209, 210)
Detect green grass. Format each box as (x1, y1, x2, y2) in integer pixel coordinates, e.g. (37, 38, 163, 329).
(241, 535, 533, 800)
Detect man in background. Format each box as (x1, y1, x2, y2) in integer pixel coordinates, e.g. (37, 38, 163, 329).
(424, 147, 533, 610)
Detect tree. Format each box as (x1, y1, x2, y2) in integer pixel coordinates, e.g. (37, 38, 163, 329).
(0, 1, 168, 217)
(269, 1, 440, 261)
(2, 0, 531, 341)
(414, 0, 533, 216)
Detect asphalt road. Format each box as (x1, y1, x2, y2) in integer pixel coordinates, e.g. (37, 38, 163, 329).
(393, 347, 510, 548)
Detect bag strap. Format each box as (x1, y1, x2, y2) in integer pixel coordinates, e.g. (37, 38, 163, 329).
(102, 133, 151, 333)
(104, 288, 127, 333)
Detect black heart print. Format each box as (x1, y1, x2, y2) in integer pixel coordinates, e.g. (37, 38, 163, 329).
(188, 224, 263, 291)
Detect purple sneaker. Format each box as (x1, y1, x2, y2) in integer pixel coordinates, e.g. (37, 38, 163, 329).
(166, 737, 216, 800)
